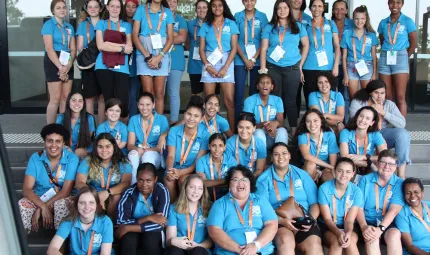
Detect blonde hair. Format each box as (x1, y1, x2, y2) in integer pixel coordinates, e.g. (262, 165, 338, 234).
(86, 156, 121, 184)
(175, 174, 211, 217)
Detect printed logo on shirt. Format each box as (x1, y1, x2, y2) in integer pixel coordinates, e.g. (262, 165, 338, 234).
(66, 28, 72, 35)
(198, 215, 207, 224)
(294, 179, 303, 190)
(222, 26, 231, 34)
(174, 22, 179, 31)
(346, 195, 353, 210)
(269, 108, 277, 118)
(252, 205, 262, 217)
(320, 144, 328, 154)
(161, 12, 167, 20)
(191, 142, 201, 153)
(221, 166, 229, 178)
(93, 233, 103, 247)
(152, 125, 161, 135)
(387, 190, 393, 200)
(324, 24, 331, 32)
(398, 25, 406, 33)
(111, 172, 121, 184)
(302, 20, 308, 25)
(365, 37, 372, 46)
(254, 19, 261, 28)
(120, 26, 126, 32)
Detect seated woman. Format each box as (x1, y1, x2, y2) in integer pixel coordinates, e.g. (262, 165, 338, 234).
(166, 174, 212, 255)
(297, 109, 339, 183)
(308, 71, 345, 133)
(75, 133, 132, 219)
(200, 94, 233, 137)
(19, 123, 79, 232)
(127, 92, 169, 181)
(207, 165, 278, 255)
(318, 157, 363, 255)
(47, 186, 114, 255)
(196, 133, 237, 201)
(243, 74, 288, 147)
(225, 112, 267, 177)
(349, 79, 410, 179)
(395, 177, 430, 255)
(165, 96, 210, 202)
(339, 106, 387, 182)
(116, 163, 170, 255)
(56, 91, 96, 159)
(256, 142, 323, 255)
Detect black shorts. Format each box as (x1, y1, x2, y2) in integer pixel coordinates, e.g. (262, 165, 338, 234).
(44, 51, 74, 83)
(318, 222, 360, 235)
(189, 73, 203, 94)
(278, 223, 321, 244)
(81, 67, 101, 98)
(354, 222, 396, 245)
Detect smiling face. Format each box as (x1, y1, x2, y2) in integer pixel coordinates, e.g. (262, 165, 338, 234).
(388, 0, 403, 15)
(107, 0, 121, 19)
(277, 2, 289, 20)
(78, 192, 97, 219)
(209, 138, 226, 159)
(334, 162, 355, 185)
(186, 177, 204, 203)
(353, 12, 366, 29)
(87, 0, 102, 18)
(377, 156, 397, 180)
(317, 75, 331, 94)
(196, 1, 208, 19)
(356, 109, 375, 130)
(333, 1, 347, 20)
(138, 96, 155, 118)
(242, 0, 256, 11)
(370, 88, 386, 104)
(404, 183, 423, 208)
(184, 107, 203, 129)
(53, 1, 67, 19)
(257, 76, 274, 96)
(211, 0, 224, 17)
(168, 0, 178, 12)
(69, 93, 84, 114)
(125, 1, 137, 19)
(229, 171, 251, 200)
(105, 104, 121, 122)
(272, 145, 291, 169)
(237, 120, 255, 141)
(305, 112, 322, 135)
(96, 139, 114, 161)
(310, 0, 324, 18)
(136, 170, 157, 196)
(44, 133, 65, 158)
(204, 96, 220, 118)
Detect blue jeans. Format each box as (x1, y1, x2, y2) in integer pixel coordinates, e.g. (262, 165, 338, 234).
(234, 66, 259, 124)
(128, 76, 141, 117)
(166, 70, 183, 122)
(254, 127, 289, 149)
(380, 127, 411, 166)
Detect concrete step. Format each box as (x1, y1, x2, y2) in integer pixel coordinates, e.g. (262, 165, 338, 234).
(410, 143, 430, 162)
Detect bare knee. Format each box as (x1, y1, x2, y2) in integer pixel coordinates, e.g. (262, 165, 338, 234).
(384, 228, 401, 245)
(303, 161, 317, 180)
(275, 229, 295, 251)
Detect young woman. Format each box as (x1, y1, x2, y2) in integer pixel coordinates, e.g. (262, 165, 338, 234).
(77, 0, 105, 124)
(378, 0, 417, 117)
(290, 0, 312, 25)
(19, 124, 78, 232)
(56, 91, 96, 159)
(133, 0, 174, 114)
(116, 163, 170, 255)
(42, 0, 76, 124)
(297, 109, 339, 183)
(225, 112, 266, 177)
(47, 186, 114, 255)
(95, 0, 133, 121)
(318, 157, 363, 255)
(127, 92, 169, 180)
(200, 94, 232, 137)
(233, 0, 268, 124)
(341, 5, 378, 99)
(350, 80, 410, 179)
(166, 174, 212, 255)
(199, 0, 239, 131)
(165, 96, 210, 202)
(196, 133, 237, 201)
(75, 133, 132, 218)
(260, 0, 309, 135)
(243, 74, 288, 148)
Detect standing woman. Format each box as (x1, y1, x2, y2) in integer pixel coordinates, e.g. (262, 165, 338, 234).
(260, 0, 309, 135)
(42, 0, 76, 124)
(378, 0, 417, 117)
(95, 0, 133, 121)
(133, 0, 174, 114)
(199, 0, 239, 132)
(233, 0, 268, 125)
(290, 0, 312, 25)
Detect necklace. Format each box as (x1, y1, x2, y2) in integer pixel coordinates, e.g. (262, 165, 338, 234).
(80, 218, 95, 225)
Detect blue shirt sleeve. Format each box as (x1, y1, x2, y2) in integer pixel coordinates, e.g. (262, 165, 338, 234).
(327, 132, 340, 155)
(101, 216, 114, 243)
(64, 154, 79, 181)
(200, 132, 209, 151)
(166, 9, 175, 25)
(371, 32, 379, 46)
(406, 17, 417, 33)
(395, 211, 410, 233)
(257, 139, 267, 159)
(330, 20, 339, 34)
(256, 178, 270, 201)
(124, 21, 132, 35)
(167, 205, 177, 226)
(276, 97, 284, 113)
(197, 23, 208, 38)
(317, 186, 329, 205)
(373, 132, 386, 147)
(297, 133, 308, 146)
(308, 92, 318, 108)
(377, 20, 383, 34)
(95, 20, 105, 31)
(353, 188, 364, 208)
(230, 21, 240, 35)
(41, 20, 54, 35)
(167, 128, 177, 147)
(179, 17, 187, 31)
(261, 24, 271, 39)
(128, 116, 137, 133)
(122, 162, 133, 174)
(133, 5, 143, 21)
(336, 92, 345, 107)
(25, 153, 39, 178)
(56, 220, 72, 239)
(56, 114, 64, 124)
(76, 21, 86, 36)
(339, 129, 349, 144)
(218, 116, 230, 133)
(243, 97, 253, 113)
(391, 180, 405, 206)
(299, 23, 307, 38)
(77, 158, 90, 175)
(195, 157, 205, 173)
(340, 32, 347, 48)
(207, 200, 225, 227)
(88, 115, 96, 133)
(121, 124, 128, 143)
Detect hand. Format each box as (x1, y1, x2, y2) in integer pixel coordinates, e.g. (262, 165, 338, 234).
(148, 55, 162, 69)
(336, 230, 350, 248)
(148, 213, 167, 226)
(371, 103, 385, 116)
(300, 224, 312, 232)
(172, 237, 193, 250)
(362, 225, 377, 243)
(341, 231, 352, 248)
(244, 60, 255, 70)
(190, 240, 201, 248)
(300, 69, 305, 84)
(239, 243, 258, 255)
(40, 205, 53, 229)
(59, 65, 68, 74)
(336, 122, 345, 132)
(206, 66, 218, 77)
(115, 224, 129, 239)
(343, 74, 349, 87)
(98, 190, 109, 210)
(157, 134, 167, 153)
(217, 68, 227, 78)
(348, 154, 366, 164)
(166, 168, 179, 181)
(280, 217, 299, 232)
(264, 121, 279, 137)
(31, 208, 41, 232)
(124, 44, 133, 54)
(332, 65, 339, 77)
(196, 172, 207, 180)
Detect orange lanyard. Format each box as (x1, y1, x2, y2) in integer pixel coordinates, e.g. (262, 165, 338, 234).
(355, 133, 368, 155)
(332, 194, 350, 225)
(278, 24, 287, 46)
(203, 115, 218, 134)
(142, 194, 154, 213)
(307, 131, 323, 158)
(79, 230, 95, 255)
(235, 136, 256, 169)
(231, 198, 253, 228)
(180, 130, 198, 166)
(387, 22, 401, 47)
(411, 203, 430, 232)
(57, 24, 71, 48)
(141, 115, 154, 148)
(146, 4, 165, 34)
(374, 183, 392, 216)
(319, 96, 333, 114)
(209, 155, 223, 200)
(100, 165, 114, 190)
(311, 18, 325, 49)
(186, 208, 199, 241)
(107, 19, 121, 31)
(258, 105, 270, 123)
(213, 18, 224, 52)
(273, 167, 294, 205)
(352, 34, 367, 62)
(244, 16, 255, 45)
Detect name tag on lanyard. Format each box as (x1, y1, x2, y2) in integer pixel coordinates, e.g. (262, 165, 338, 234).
(387, 51, 397, 65)
(270, 46, 285, 63)
(245, 44, 257, 60)
(40, 187, 56, 202)
(192, 46, 201, 60)
(355, 60, 369, 76)
(245, 230, 257, 244)
(207, 47, 223, 66)
(316, 50, 329, 67)
(151, 34, 163, 49)
(59, 51, 70, 65)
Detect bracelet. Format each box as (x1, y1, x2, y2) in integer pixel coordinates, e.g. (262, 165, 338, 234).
(258, 68, 268, 74)
(204, 63, 213, 70)
(159, 51, 165, 57)
(107, 189, 112, 197)
(250, 57, 256, 63)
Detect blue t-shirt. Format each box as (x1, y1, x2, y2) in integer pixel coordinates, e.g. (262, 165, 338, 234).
(77, 158, 132, 192)
(25, 148, 79, 197)
(297, 12, 312, 26)
(377, 13, 416, 52)
(133, 192, 154, 219)
(358, 172, 404, 225)
(170, 14, 187, 71)
(198, 18, 240, 53)
(207, 193, 277, 255)
(262, 22, 307, 67)
(56, 215, 113, 255)
(56, 113, 96, 152)
(340, 29, 378, 62)
(41, 17, 75, 52)
(395, 201, 430, 255)
(127, 113, 169, 148)
(234, 10, 269, 66)
(199, 114, 230, 135)
(76, 18, 96, 49)
(298, 131, 339, 164)
(167, 125, 210, 169)
(303, 19, 338, 70)
(318, 179, 364, 226)
(256, 165, 318, 212)
(308, 90, 345, 114)
(187, 18, 204, 74)
(243, 94, 284, 123)
(94, 19, 132, 74)
(133, 4, 175, 37)
(339, 129, 385, 155)
(225, 135, 266, 172)
(196, 153, 237, 180)
(96, 120, 128, 154)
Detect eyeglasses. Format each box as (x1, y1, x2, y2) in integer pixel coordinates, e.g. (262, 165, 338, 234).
(379, 161, 397, 168)
(231, 177, 250, 183)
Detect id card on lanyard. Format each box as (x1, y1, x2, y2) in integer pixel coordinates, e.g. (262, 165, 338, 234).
(244, 16, 256, 60)
(58, 25, 71, 65)
(140, 115, 154, 149)
(270, 24, 287, 62)
(192, 22, 202, 60)
(387, 22, 400, 66)
(231, 198, 256, 244)
(207, 19, 225, 66)
(312, 19, 328, 67)
(352, 35, 369, 76)
(235, 136, 256, 172)
(146, 5, 165, 49)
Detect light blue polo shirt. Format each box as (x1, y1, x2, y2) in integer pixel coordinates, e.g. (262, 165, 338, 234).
(198, 18, 240, 53)
(340, 29, 378, 62)
(358, 171, 404, 225)
(167, 204, 208, 245)
(297, 12, 312, 26)
(25, 148, 79, 197)
(56, 215, 113, 255)
(395, 201, 430, 255)
(207, 193, 277, 255)
(243, 94, 284, 123)
(303, 19, 338, 70)
(77, 158, 132, 192)
(133, 192, 154, 219)
(167, 125, 210, 169)
(199, 114, 230, 134)
(342, 18, 355, 33)
(377, 13, 416, 52)
(256, 165, 318, 212)
(41, 17, 75, 52)
(127, 113, 169, 148)
(170, 14, 187, 71)
(308, 90, 345, 114)
(298, 131, 339, 164)
(234, 9, 269, 66)
(318, 179, 364, 226)
(56, 113, 96, 152)
(225, 135, 266, 172)
(133, 4, 175, 37)
(96, 121, 128, 154)
(187, 18, 204, 74)
(76, 18, 96, 49)
(262, 23, 307, 67)
(196, 153, 237, 180)
(339, 129, 385, 155)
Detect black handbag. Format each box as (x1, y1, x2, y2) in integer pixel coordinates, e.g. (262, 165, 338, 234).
(76, 38, 99, 70)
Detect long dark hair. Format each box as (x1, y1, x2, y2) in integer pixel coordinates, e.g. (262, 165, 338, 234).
(63, 186, 104, 223)
(353, 80, 387, 102)
(186, 95, 204, 115)
(103, 0, 125, 20)
(345, 106, 379, 133)
(331, 0, 349, 20)
(269, 0, 299, 34)
(206, 0, 235, 25)
(296, 109, 332, 136)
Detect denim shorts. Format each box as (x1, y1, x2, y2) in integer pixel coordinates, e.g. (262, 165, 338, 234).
(346, 60, 373, 80)
(378, 49, 410, 75)
(136, 54, 170, 77)
(200, 51, 235, 83)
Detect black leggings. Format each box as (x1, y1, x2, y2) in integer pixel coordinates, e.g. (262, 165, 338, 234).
(120, 231, 163, 255)
(166, 246, 209, 255)
(95, 69, 130, 117)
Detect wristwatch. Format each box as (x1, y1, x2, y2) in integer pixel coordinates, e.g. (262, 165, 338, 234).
(120, 46, 125, 54)
(366, 154, 372, 168)
(253, 240, 261, 251)
(107, 189, 112, 197)
(378, 224, 386, 232)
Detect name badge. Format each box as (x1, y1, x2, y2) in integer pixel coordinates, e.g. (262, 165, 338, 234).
(192, 47, 201, 60)
(353, 174, 363, 185)
(113, 65, 120, 69)
(316, 50, 329, 67)
(355, 60, 369, 77)
(387, 51, 397, 65)
(245, 44, 257, 60)
(150, 33, 163, 49)
(207, 48, 223, 66)
(245, 230, 257, 244)
(269, 46, 286, 63)
(59, 50, 70, 65)
(129, 54, 133, 66)
(40, 188, 56, 202)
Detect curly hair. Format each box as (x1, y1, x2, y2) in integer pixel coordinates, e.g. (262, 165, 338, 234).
(225, 165, 257, 193)
(296, 109, 332, 136)
(40, 123, 70, 143)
